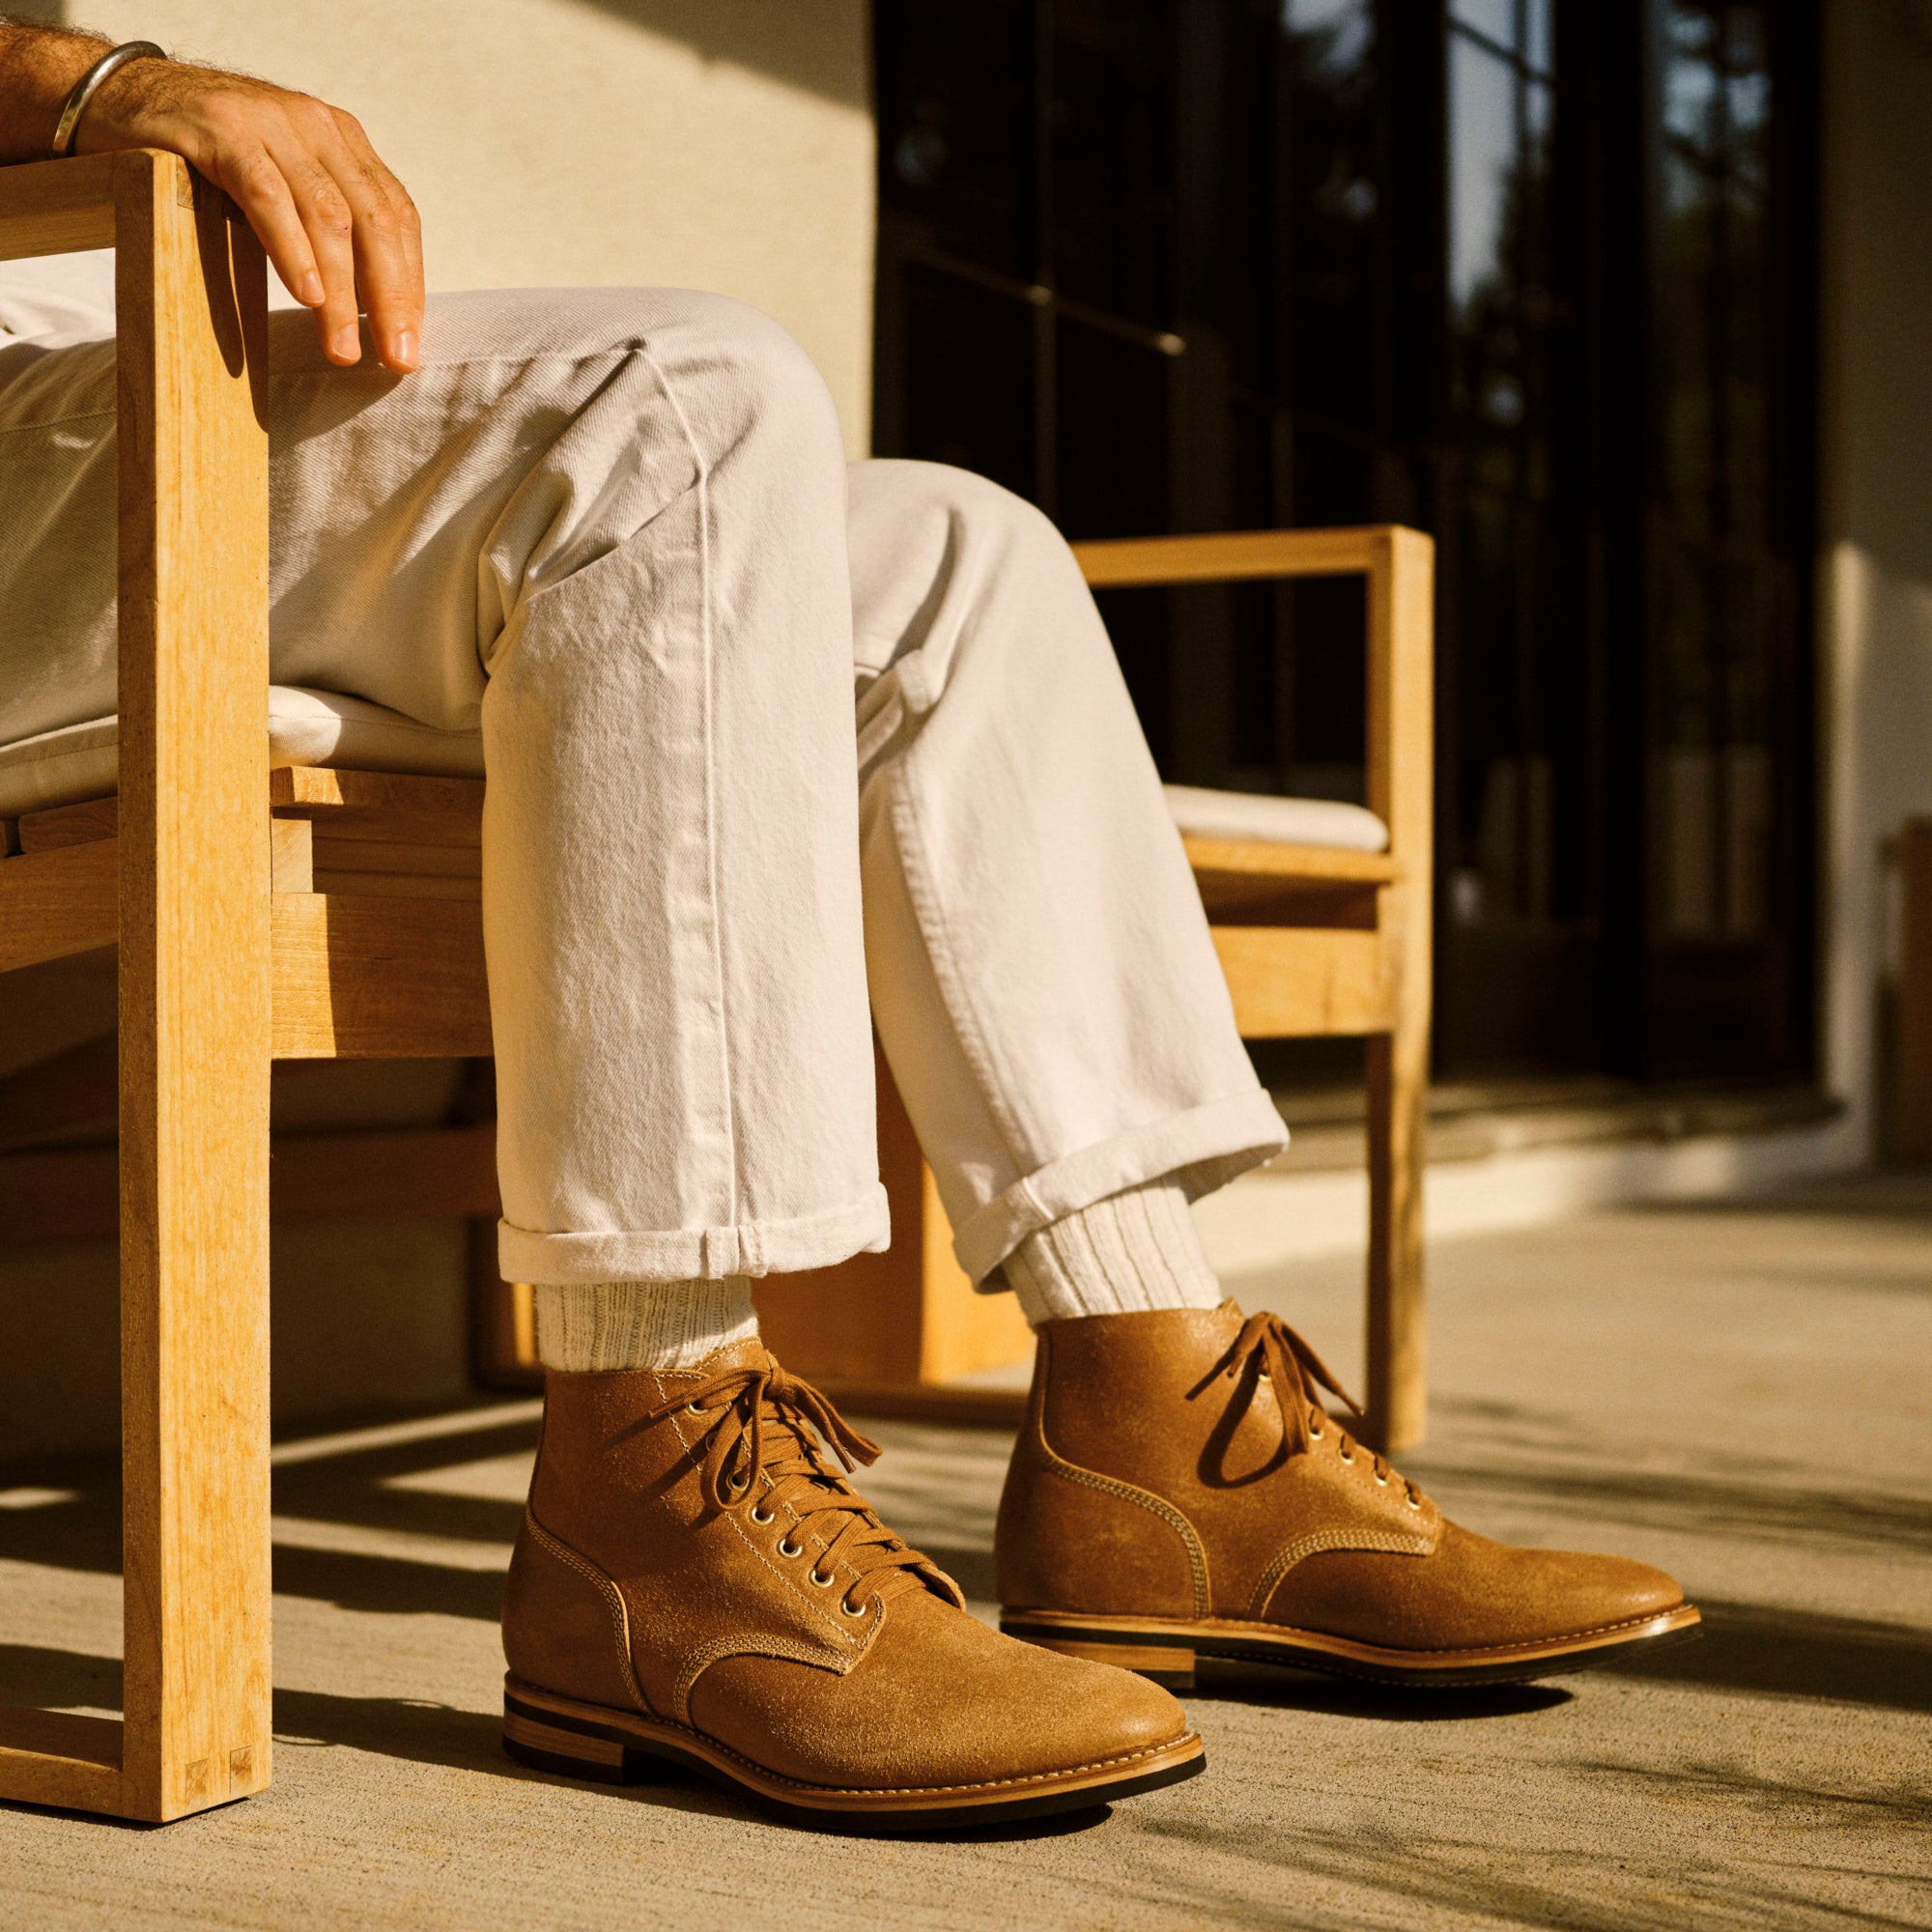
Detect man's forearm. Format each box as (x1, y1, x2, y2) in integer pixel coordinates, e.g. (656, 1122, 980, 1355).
(0, 18, 423, 373)
(0, 19, 114, 165)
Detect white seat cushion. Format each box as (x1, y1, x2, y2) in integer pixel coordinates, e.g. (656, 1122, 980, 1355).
(0, 686, 486, 818)
(0, 690, 1387, 861)
(1162, 783, 1388, 853)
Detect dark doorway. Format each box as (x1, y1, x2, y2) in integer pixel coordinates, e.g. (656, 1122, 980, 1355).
(873, 0, 1818, 1085)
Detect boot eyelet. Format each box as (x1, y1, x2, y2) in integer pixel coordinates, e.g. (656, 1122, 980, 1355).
(839, 1597, 867, 1619)
(778, 1537, 803, 1558)
(749, 1505, 774, 1525)
(1308, 1424, 1323, 1441)
(1374, 1471, 1389, 1487)
(808, 1568, 835, 1588)
(685, 1403, 706, 1415)
(1339, 1448, 1354, 1465)
(1406, 1496, 1422, 1511)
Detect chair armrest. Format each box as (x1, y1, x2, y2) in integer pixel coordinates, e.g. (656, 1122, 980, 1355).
(0, 151, 119, 261)
(1068, 525, 1435, 876)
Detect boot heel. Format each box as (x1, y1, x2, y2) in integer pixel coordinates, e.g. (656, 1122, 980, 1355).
(1021, 1634, 1197, 1692)
(502, 1702, 632, 1783)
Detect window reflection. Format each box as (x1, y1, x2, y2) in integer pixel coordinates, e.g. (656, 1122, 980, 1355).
(873, 1, 1814, 1081)
(1445, 4, 1563, 962)
(1651, 1, 1779, 947)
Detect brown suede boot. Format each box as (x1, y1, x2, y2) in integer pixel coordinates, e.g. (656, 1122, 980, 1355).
(995, 1304, 1699, 1689)
(500, 1339, 1202, 1828)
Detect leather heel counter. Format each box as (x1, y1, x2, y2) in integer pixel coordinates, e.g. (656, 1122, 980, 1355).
(995, 1400, 1204, 1618)
(501, 1512, 645, 1713)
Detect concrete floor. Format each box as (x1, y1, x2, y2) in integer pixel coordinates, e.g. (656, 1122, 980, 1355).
(0, 1174, 1927, 1929)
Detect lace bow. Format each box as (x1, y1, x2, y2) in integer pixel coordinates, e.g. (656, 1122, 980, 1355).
(645, 1360, 958, 1615)
(1193, 1309, 1420, 1502)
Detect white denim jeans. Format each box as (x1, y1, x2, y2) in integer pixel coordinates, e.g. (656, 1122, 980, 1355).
(0, 286, 1286, 1287)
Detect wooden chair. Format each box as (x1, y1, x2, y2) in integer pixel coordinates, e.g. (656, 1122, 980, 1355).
(0, 150, 506, 1824)
(0, 150, 1432, 1825)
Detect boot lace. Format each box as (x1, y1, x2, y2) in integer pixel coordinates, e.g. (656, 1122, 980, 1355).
(1192, 1310, 1423, 1506)
(645, 1360, 956, 1616)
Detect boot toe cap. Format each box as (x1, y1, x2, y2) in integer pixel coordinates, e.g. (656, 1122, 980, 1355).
(1269, 1521, 1689, 1653)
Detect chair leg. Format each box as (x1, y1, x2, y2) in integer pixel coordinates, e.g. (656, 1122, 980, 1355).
(118, 978, 273, 1822)
(1365, 1021, 1428, 1456)
(113, 161, 275, 1823)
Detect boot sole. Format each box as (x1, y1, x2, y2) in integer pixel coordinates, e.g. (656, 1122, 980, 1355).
(999, 1603, 1703, 1690)
(500, 1675, 1206, 1831)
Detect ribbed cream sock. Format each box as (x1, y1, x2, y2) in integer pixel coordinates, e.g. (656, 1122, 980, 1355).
(999, 1179, 1223, 1325)
(532, 1276, 758, 1372)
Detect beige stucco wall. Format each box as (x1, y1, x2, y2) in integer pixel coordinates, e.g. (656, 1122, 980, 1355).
(1817, 3, 1932, 1153)
(66, 0, 877, 452)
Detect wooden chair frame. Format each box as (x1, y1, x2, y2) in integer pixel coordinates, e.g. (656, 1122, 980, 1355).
(0, 151, 1432, 1825)
(0, 151, 276, 1823)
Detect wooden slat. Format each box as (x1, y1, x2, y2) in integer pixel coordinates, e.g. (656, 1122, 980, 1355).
(1073, 526, 1381, 588)
(0, 838, 119, 972)
(0, 152, 119, 262)
(18, 796, 120, 852)
(1212, 926, 1395, 1037)
(270, 818, 313, 892)
(310, 834, 481, 878)
(1196, 875, 1380, 931)
(0, 1710, 123, 1814)
(303, 809, 481, 849)
(0, 1124, 500, 1251)
(1179, 835, 1398, 883)
(271, 893, 493, 1057)
(19, 774, 486, 851)
(1185, 836, 1395, 928)
(0, 849, 493, 1041)
(270, 766, 484, 821)
(310, 870, 480, 902)
(114, 154, 274, 1824)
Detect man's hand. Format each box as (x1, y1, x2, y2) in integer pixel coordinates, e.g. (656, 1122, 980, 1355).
(0, 27, 422, 373)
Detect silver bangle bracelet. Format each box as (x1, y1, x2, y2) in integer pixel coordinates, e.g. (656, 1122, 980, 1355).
(50, 41, 168, 159)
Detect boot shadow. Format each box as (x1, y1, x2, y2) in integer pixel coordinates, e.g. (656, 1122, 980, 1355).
(1186, 1654, 1574, 1720)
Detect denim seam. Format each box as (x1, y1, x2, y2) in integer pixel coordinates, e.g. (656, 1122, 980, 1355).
(628, 336, 742, 1236)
